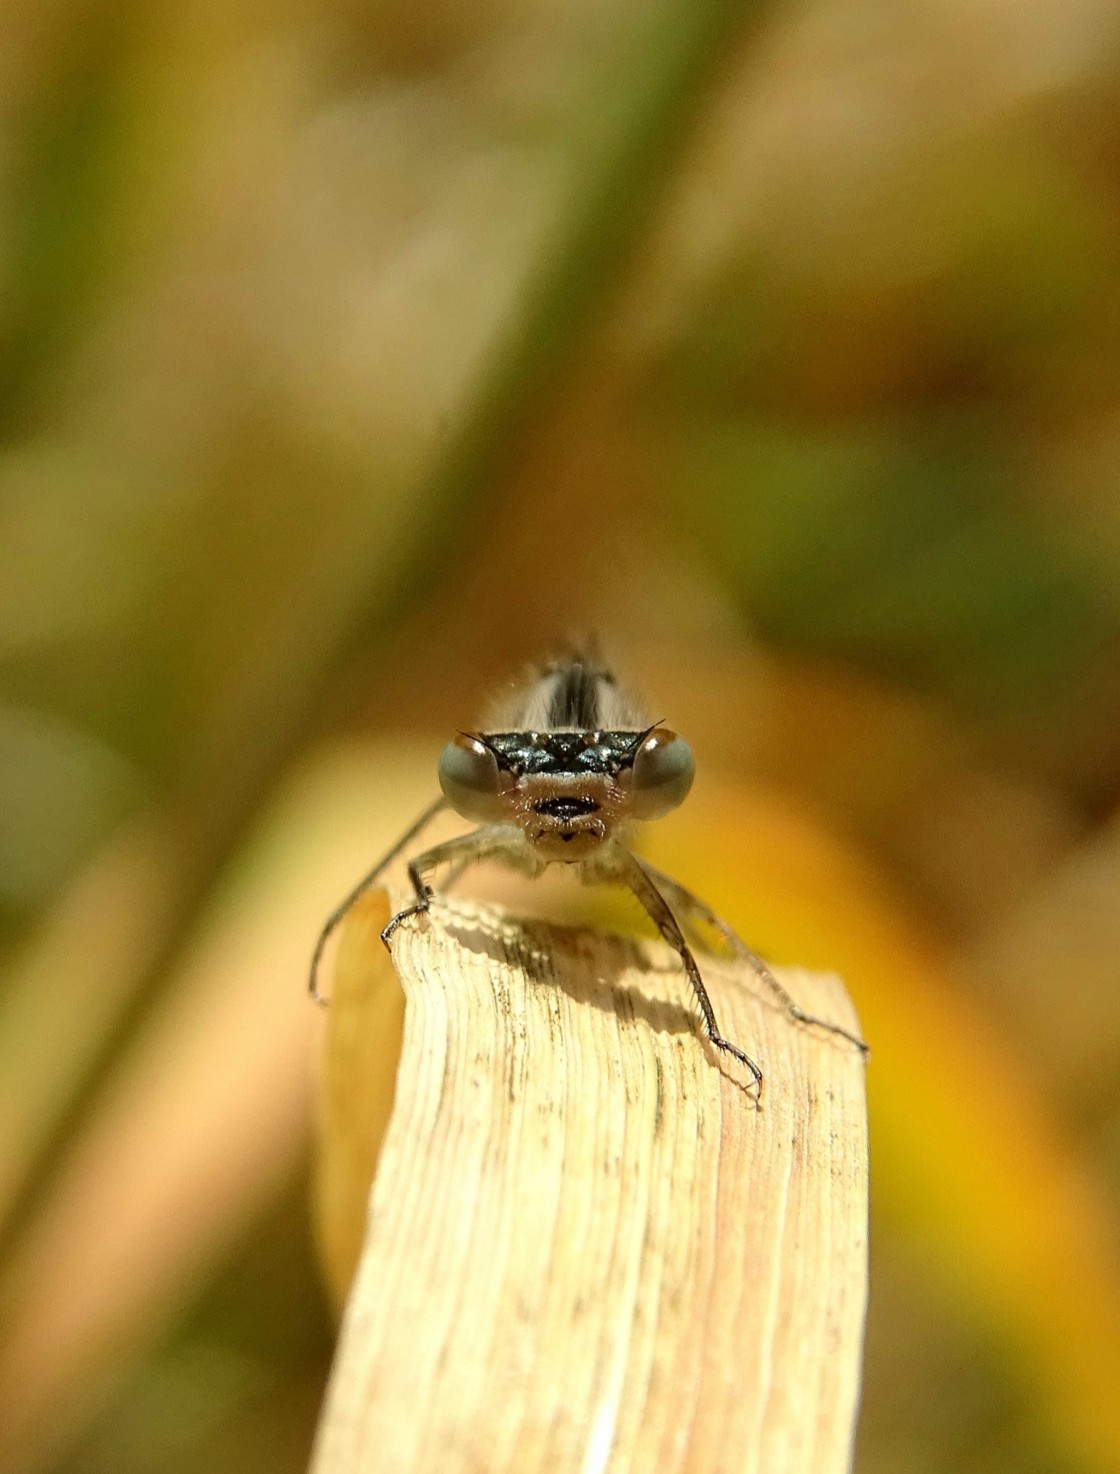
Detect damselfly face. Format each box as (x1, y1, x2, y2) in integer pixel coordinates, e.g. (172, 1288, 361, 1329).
(311, 648, 870, 1093)
(437, 656, 694, 863)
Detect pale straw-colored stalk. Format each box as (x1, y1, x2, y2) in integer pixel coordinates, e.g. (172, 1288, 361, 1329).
(312, 887, 868, 1474)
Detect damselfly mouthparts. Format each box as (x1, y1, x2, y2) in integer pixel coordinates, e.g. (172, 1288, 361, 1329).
(310, 651, 868, 1095)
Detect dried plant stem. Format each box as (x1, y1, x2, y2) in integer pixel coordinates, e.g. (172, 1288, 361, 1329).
(312, 888, 868, 1474)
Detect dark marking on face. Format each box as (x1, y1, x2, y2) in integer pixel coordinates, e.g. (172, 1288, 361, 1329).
(532, 796, 601, 820)
(480, 730, 644, 778)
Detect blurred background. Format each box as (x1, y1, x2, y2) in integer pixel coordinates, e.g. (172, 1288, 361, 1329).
(2, 0, 1120, 1470)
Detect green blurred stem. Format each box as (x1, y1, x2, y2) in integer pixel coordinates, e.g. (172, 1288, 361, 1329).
(3, 0, 771, 1228)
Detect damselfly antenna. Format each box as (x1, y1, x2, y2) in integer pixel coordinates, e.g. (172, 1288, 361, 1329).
(309, 651, 869, 1097)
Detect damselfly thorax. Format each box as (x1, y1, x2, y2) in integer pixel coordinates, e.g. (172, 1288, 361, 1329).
(310, 652, 868, 1097)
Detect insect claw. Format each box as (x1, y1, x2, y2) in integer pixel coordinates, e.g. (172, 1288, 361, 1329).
(711, 1033, 764, 1096)
(381, 898, 431, 949)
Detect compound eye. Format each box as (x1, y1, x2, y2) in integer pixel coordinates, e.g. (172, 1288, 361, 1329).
(438, 734, 506, 822)
(630, 729, 694, 820)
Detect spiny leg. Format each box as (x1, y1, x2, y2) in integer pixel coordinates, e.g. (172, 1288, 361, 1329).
(380, 828, 514, 947)
(309, 796, 447, 1004)
(616, 850, 763, 1093)
(639, 861, 869, 1057)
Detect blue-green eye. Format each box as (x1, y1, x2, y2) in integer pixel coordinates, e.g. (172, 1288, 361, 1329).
(438, 735, 506, 822)
(629, 730, 694, 820)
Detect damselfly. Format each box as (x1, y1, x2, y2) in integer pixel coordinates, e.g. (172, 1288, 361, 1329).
(310, 650, 867, 1093)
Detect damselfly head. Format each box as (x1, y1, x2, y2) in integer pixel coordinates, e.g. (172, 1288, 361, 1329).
(437, 653, 694, 863)
(313, 644, 867, 1089)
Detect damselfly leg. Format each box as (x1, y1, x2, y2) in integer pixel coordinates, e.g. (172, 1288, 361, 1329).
(607, 847, 764, 1093)
(308, 796, 447, 1004)
(637, 861, 869, 1057)
(380, 828, 519, 947)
